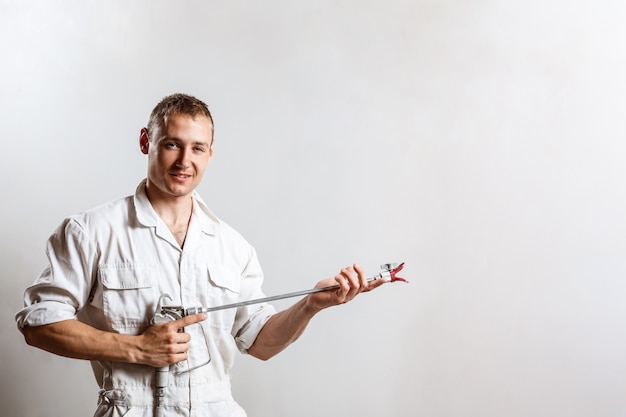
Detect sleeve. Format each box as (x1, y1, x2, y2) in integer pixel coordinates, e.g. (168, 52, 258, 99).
(231, 245, 276, 352)
(15, 218, 97, 331)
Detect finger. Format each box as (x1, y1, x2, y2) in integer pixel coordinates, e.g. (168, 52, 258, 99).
(333, 273, 350, 301)
(334, 273, 349, 291)
(363, 276, 386, 292)
(340, 267, 361, 300)
(354, 263, 367, 287)
(340, 266, 357, 286)
(168, 331, 191, 344)
(172, 313, 207, 330)
(163, 350, 190, 366)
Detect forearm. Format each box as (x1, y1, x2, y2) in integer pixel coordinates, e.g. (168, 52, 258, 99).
(247, 264, 383, 361)
(22, 319, 142, 364)
(247, 296, 321, 361)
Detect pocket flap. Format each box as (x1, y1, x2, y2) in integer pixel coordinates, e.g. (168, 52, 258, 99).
(100, 264, 155, 289)
(207, 265, 241, 294)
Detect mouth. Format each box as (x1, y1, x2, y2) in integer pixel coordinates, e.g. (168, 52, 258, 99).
(170, 172, 192, 181)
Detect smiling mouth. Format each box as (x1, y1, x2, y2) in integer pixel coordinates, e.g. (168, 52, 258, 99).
(171, 172, 192, 180)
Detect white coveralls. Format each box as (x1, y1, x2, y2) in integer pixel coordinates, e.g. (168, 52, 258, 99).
(15, 181, 276, 417)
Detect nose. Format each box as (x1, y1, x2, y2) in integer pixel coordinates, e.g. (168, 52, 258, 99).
(176, 147, 192, 168)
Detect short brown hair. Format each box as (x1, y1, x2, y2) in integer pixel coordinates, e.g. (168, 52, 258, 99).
(146, 93, 214, 139)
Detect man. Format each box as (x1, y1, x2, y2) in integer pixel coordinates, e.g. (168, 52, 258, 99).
(15, 93, 384, 417)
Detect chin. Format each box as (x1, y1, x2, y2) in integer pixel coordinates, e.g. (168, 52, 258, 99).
(169, 184, 196, 196)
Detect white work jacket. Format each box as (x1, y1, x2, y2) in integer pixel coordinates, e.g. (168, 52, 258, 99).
(16, 181, 276, 417)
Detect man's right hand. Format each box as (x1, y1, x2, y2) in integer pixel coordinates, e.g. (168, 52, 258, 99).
(137, 313, 207, 367)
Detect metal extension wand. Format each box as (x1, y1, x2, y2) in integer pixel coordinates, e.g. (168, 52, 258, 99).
(184, 262, 408, 315)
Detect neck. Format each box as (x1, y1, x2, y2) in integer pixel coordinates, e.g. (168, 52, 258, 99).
(145, 186, 193, 247)
(147, 191, 191, 220)
(156, 199, 193, 248)
(153, 199, 192, 226)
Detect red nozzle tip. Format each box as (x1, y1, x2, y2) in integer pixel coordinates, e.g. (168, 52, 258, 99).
(390, 262, 409, 283)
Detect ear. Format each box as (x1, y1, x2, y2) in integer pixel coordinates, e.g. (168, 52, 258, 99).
(139, 128, 150, 154)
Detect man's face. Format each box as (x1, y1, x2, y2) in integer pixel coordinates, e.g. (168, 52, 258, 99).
(140, 113, 214, 202)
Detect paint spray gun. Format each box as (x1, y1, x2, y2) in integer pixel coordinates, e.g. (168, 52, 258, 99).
(150, 262, 408, 415)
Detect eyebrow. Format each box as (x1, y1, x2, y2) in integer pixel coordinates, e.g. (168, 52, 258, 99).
(160, 136, 211, 147)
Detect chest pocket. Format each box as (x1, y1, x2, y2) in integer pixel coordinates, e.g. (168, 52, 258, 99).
(99, 263, 158, 333)
(205, 265, 241, 329)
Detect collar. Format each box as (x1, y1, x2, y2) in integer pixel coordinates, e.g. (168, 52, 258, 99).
(133, 179, 219, 236)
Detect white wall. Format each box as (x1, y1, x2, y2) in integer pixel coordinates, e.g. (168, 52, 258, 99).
(2, 1, 626, 416)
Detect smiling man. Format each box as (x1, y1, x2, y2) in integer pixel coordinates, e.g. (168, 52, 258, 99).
(140, 101, 215, 248)
(15, 93, 384, 417)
